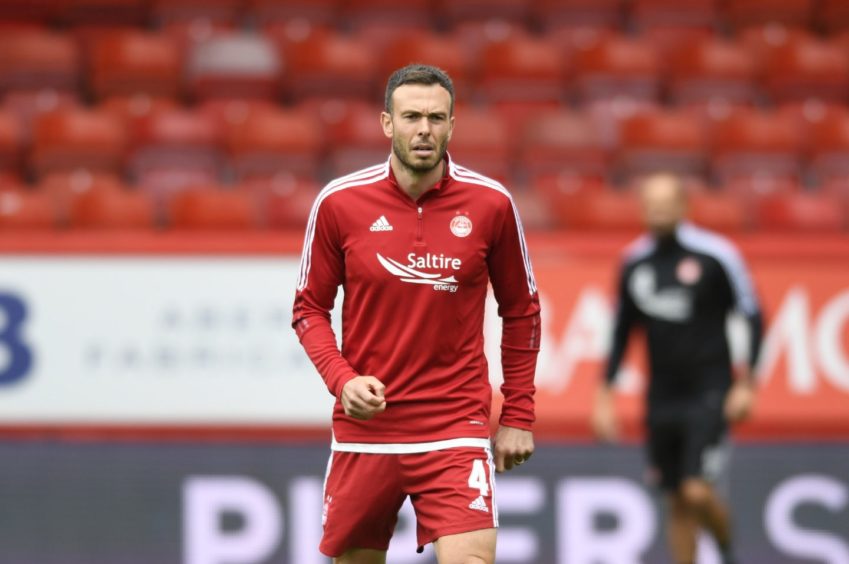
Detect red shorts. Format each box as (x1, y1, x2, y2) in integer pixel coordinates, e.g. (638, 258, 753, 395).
(319, 445, 498, 557)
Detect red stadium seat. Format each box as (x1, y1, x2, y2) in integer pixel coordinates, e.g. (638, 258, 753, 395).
(99, 95, 181, 127)
(88, 31, 182, 100)
(37, 170, 126, 221)
(30, 108, 127, 179)
(552, 186, 644, 232)
(533, 0, 623, 30)
(129, 108, 224, 200)
(446, 20, 532, 63)
(150, 0, 243, 26)
(168, 187, 258, 230)
(529, 173, 608, 229)
(752, 192, 846, 232)
(0, 30, 80, 94)
(0, 173, 25, 192)
(762, 37, 849, 104)
(282, 31, 378, 102)
(0, 189, 57, 230)
(69, 183, 156, 229)
(723, 0, 814, 30)
(631, 0, 717, 32)
(0, 111, 23, 176)
(162, 18, 236, 50)
(571, 35, 662, 104)
(819, 0, 849, 33)
(198, 98, 279, 130)
(617, 110, 708, 178)
(239, 174, 320, 230)
(227, 107, 324, 181)
(0, 2, 59, 23)
(57, 0, 148, 26)
(250, 0, 340, 26)
(667, 37, 759, 107)
(380, 33, 472, 99)
(737, 23, 813, 67)
(187, 32, 282, 101)
(632, 0, 716, 53)
(518, 110, 609, 179)
(309, 100, 388, 179)
(688, 190, 750, 232)
(805, 105, 849, 188)
(447, 107, 512, 181)
(344, 0, 434, 39)
(2, 90, 80, 134)
(438, 0, 531, 26)
(476, 35, 567, 106)
(709, 109, 803, 193)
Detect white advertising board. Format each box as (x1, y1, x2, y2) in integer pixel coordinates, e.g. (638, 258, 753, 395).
(0, 257, 338, 424)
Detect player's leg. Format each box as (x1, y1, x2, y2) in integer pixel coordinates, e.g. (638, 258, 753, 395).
(647, 410, 697, 564)
(432, 528, 496, 564)
(680, 478, 734, 553)
(680, 401, 737, 563)
(666, 491, 699, 564)
(320, 451, 405, 559)
(333, 548, 387, 564)
(403, 445, 498, 562)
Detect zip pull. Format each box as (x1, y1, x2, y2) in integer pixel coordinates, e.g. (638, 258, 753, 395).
(416, 206, 424, 243)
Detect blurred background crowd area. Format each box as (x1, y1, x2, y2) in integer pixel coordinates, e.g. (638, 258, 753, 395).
(1, 0, 849, 232)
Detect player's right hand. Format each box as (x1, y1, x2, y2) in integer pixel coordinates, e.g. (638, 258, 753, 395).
(341, 376, 386, 420)
(591, 387, 619, 442)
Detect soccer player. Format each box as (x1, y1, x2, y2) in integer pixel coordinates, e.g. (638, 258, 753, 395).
(292, 65, 541, 563)
(593, 172, 763, 564)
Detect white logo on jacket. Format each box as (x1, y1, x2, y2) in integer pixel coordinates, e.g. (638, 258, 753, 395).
(450, 214, 472, 237)
(629, 264, 692, 322)
(369, 215, 393, 232)
(376, 253, 461, 293)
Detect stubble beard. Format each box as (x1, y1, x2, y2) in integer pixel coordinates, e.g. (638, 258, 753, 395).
(392, 135, 448, 175)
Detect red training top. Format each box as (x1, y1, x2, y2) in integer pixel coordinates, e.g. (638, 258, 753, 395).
(292, 156, 541, 450)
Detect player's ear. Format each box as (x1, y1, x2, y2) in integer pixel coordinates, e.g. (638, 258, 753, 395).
(447, 114, 455, 142)
(380, 111, 393, 139)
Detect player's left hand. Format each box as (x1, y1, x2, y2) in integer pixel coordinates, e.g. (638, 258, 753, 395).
(492, 425, 534, 473)
(724, 378, 755, 423)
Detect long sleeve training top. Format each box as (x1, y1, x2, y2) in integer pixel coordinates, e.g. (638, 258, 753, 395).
(293, 156, 541, 449)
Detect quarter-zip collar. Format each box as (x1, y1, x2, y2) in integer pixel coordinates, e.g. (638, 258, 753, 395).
(386, 153, 452, 204)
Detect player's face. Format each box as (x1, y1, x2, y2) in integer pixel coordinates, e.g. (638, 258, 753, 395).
(640, 174, 687, 236)
(381, 84, 454, 174)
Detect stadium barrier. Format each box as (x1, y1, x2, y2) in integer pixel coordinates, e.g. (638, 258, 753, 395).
(0, 231, 846, 441)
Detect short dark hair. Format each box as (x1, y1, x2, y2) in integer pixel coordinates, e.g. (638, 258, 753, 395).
(384, 64, 455, 115)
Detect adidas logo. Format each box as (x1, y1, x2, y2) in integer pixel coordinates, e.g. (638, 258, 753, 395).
(468, 496, 489, 513)
(370, 215, 394, 232)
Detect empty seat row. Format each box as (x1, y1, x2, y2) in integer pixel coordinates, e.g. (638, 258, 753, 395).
(527, 174, 849, 232)
(2, 1, 849, 34)
(1, 173, 845, 233)
(3, 101, 849, 193)
(4, 27, 849, 107)
(0, 173, 316, 230)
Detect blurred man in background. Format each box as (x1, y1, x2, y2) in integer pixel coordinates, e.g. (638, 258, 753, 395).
(292, 64, 541, 563)
(593, 172, 764, 564)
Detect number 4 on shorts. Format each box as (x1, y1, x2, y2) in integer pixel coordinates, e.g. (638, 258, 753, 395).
(468, 459, 489, 496)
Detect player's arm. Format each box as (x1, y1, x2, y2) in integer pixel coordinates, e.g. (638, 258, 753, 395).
(292, 197, 385, 419)
(486, 196, 541, 472)
(593, 263, 638, 442)
(717, 245, 764, 421)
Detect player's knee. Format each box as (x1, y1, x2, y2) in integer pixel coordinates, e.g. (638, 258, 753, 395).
(435, 548, 493, 564)
(680, 479, 712, 509)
